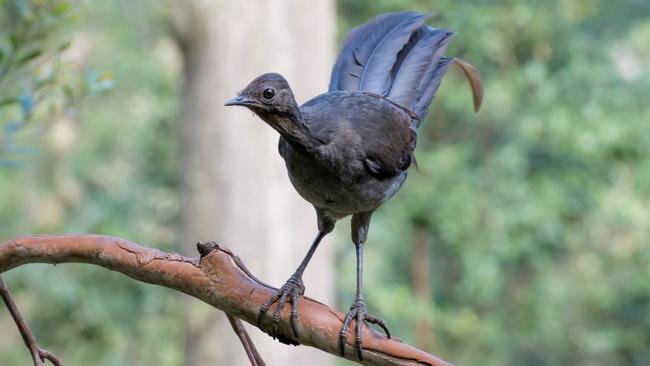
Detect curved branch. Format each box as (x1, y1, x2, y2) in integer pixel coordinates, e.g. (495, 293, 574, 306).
(0, 235, 452, 366)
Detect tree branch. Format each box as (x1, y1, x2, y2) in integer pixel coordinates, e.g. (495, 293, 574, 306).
(0, 234, 452, 366)
(0, 276, 62, 366)
(226, 313, 266, 366)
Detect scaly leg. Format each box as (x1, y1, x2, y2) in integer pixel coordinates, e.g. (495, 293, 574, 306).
(258, 230, 327, 338)
(338, 212, 390, 360)
(338, 241, 391, 360)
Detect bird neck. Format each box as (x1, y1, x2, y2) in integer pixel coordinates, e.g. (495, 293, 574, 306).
(261, 106, 315, 149)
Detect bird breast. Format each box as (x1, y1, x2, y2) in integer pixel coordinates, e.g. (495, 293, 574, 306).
(280, 138, 407, 217)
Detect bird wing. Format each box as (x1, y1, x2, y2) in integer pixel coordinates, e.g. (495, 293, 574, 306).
(353, 99, 416, 179)
(302, 92, 416, 179)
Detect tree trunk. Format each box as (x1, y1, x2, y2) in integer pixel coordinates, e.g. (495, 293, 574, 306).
(173, 1, 336, 365)
(411, 227, 435, 352)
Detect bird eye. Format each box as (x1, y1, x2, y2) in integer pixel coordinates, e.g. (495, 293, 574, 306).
(262, 87, 275, 100)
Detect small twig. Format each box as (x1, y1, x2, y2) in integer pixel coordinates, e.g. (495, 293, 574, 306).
(198, 240, 266, 365)
(0, 275, 63, 366)
(227, 314, 266, 366)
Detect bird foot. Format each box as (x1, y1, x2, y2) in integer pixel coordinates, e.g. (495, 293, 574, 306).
(338, 298, 391, 360)
(257, 273, 305, 339)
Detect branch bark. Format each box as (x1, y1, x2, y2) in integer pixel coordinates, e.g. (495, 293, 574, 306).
(0, 235, 452, 366)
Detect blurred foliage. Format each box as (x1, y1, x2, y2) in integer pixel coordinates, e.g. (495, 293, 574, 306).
(337, 1, 650, 365)
(0, 0, 649, 365)
(0, 0, 112, 167)
(0, 0, 181, 365)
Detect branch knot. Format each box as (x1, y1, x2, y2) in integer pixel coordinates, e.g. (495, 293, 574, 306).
(197, 240, 220, 258)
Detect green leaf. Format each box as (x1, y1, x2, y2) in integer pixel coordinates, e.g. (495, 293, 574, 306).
(17, 49, 43, 65)
(31, 30, 47, 41)
(63, 85, 74, 100)
(58, 38, 72, 51)
(9, 32, 19, 49)
(0, 49, 4, 64)
(0, 97, 19, 107)
(53, 1, 73, 16)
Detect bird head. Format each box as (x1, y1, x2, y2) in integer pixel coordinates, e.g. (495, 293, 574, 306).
(225, 73, 299, 118)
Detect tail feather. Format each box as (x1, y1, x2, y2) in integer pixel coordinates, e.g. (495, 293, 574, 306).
(388, 28, 454, 113)
(329, 11, 456, 123)
(329, 12, 427, 94)
(412, 57, 454, 125)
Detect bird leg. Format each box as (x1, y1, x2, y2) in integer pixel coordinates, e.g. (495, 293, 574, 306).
(338, 241, 391, 360)
(258, 230, 327, 339)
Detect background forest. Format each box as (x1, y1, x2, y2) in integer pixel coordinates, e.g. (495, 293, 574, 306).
(1, 0, 649, 365)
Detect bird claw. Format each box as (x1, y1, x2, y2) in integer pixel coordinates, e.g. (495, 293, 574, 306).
(338, 298, 390, 360)
(257, 273, 305, 339)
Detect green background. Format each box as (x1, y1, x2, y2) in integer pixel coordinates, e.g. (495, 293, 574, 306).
(1, 0, 649, 365)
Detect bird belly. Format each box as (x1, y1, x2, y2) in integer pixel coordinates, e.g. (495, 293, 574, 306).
(283, 147, 407, 217)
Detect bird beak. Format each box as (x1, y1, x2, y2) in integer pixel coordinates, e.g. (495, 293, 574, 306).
(224, 95, 256, 107)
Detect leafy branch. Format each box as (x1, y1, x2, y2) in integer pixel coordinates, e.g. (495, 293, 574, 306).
(0, 0, 112, 167)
